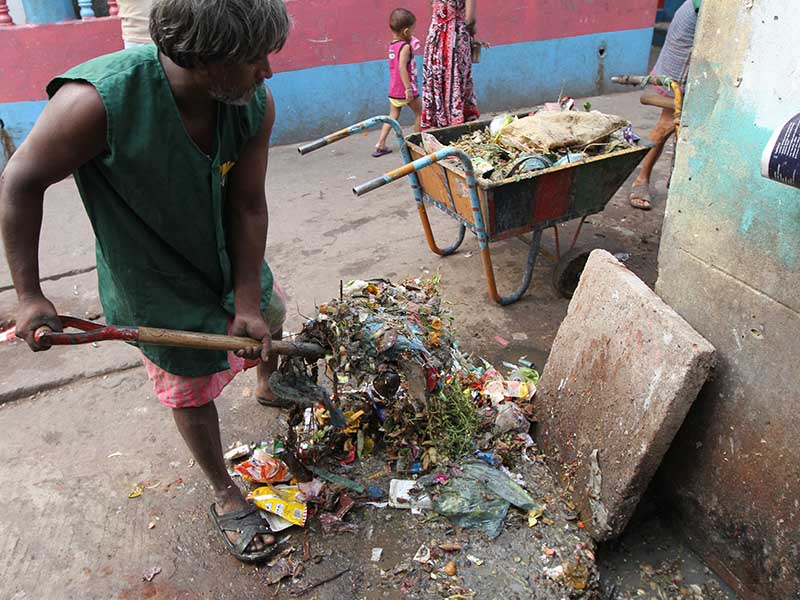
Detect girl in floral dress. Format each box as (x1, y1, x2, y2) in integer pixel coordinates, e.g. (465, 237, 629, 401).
(421, 0, 480, 129)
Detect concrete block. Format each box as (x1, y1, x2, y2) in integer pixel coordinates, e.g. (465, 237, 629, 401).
(535, 250, 715, 541)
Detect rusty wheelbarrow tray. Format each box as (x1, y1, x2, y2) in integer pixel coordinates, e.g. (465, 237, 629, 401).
(299, 114, 649, 305)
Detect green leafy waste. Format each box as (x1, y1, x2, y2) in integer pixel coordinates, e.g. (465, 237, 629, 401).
(426, 377, 480, 462)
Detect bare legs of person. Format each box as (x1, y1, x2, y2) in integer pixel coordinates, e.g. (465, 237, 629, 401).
(172, 402, 275, 554)
(630, 107, 675, 210)
(373, 97, 422, 157)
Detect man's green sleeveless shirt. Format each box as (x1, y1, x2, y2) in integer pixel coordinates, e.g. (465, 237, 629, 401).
(47, 45, 273, 377)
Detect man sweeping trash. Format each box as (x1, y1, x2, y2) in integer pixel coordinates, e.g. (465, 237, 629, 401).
(0, 0, 291, 563)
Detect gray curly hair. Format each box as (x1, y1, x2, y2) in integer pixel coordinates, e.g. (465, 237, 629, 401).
(150, 0, 290, 68)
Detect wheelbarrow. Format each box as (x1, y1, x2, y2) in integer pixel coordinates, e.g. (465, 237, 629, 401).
(298, 114, 649, 305)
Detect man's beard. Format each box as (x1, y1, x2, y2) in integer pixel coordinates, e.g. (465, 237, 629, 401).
(208, 79, 262, 106)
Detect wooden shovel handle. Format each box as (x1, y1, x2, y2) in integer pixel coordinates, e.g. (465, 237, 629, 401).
(137, 327, 325, 359)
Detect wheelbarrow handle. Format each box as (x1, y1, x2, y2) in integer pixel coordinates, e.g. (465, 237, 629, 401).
(34, 316, 325, 359)
(611, 74, 674, 88)
(297, 115, 403, 155)
(353, 146, 477, 196)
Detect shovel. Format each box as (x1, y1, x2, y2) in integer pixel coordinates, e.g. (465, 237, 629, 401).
(32, 316, 348, 426)
(33, 315, 326, 359)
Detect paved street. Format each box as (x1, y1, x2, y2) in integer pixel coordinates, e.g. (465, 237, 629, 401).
(1, 91, 731, 599)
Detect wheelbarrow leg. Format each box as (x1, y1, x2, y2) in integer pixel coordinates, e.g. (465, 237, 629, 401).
(355, 147, 544, 304)
(416, 203, 467, 256)
(480, 229, 543, 306)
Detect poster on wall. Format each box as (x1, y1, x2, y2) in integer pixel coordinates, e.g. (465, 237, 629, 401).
(761, 113, 800, 189)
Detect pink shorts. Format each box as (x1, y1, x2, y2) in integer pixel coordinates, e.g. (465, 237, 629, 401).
(143, 281, 287, 409)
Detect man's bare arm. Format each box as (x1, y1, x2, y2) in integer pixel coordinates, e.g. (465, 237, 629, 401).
(0, 82, 107, 349)
(225, 87, 275, 360)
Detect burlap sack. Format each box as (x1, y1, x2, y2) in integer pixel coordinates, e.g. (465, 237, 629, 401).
(499, 111, 628, 153)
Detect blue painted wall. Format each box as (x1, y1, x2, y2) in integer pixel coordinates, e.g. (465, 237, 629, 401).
(270, 27, 652, 144)
(1, 27, 652, 158)
(655, 2, 800, 598)
(656, 0, 684, 22)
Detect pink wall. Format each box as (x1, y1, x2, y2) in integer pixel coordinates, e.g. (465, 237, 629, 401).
(1, 1, 655, 104)
(0, 19, 123, 103)
(273, 0, 654, 72)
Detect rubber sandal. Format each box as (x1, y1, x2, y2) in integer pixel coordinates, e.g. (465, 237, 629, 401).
(208, 504, 279, 564)
(371, 147, 393, 158)
(629, 184, 653, 211)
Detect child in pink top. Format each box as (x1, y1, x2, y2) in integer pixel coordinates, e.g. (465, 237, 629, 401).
(373, 8, 422, 157)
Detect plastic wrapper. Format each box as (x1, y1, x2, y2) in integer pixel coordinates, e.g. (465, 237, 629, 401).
(234, 449, 290, 484)
(248, 484, 308, 527)
(432, 476, 510, 539)
(389, 479, 432, 512)
(461, 461, 539, 511)
(493, 402, 529, 436)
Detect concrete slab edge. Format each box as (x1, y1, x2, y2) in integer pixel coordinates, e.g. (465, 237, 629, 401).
(0, 359, 142, 406)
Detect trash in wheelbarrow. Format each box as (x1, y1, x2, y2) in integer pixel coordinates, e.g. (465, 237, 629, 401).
(441, 108, 639, 182)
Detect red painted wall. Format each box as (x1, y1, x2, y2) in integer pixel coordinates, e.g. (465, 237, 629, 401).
(275, 0, 655, 72)
(0, 0, 656, 104)
(0, 19, 123, 103)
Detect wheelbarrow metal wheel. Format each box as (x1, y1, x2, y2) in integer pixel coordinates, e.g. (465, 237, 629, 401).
(552, 247, 593, 299)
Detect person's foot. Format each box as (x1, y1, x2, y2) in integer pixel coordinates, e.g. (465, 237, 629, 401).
(215, 486, 275, 553)
(629, 182, 653, 210)
(371, 146, 392, 158)
(255, 362, 293, 408)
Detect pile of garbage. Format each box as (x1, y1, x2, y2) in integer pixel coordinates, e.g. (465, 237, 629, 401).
(423, 98, 641, 182)
(268, 277, 540, 473)
(222, 277, 599, 595)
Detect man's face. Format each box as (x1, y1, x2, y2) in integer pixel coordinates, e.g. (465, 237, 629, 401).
(205, 56, 274, 106)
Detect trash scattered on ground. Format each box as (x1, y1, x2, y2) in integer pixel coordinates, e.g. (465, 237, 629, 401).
(466, 554, 484, 566)
(249, 485, 308, 527)
(613, 251, 632, 263)
(234, 449, 290, 484)
(266, 557, 302, 586)
(262, 511, 295, 532)
(444, 560, 458, 576)
(389, 479, 432, 513)
(223, 443, 252, 461)
(412, 544, 432, 563)
(128, 484, 144, 499)
(142, 566, 161, 582)
(616, 560, 731, 600)
(0, 326, 16, 343)
(215, 276, 603, 596)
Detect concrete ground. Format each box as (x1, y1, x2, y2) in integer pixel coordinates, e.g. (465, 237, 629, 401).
(0, 91, 737, 599)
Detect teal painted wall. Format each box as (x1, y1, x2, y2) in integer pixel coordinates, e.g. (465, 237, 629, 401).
(655, 3, 800, 598)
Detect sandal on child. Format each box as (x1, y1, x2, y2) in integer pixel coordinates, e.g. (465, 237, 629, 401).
(371, 147, 393, 158)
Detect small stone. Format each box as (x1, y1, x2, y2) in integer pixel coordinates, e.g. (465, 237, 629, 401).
(148, 521, 156, 529)
(444, 561, 457, 576)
